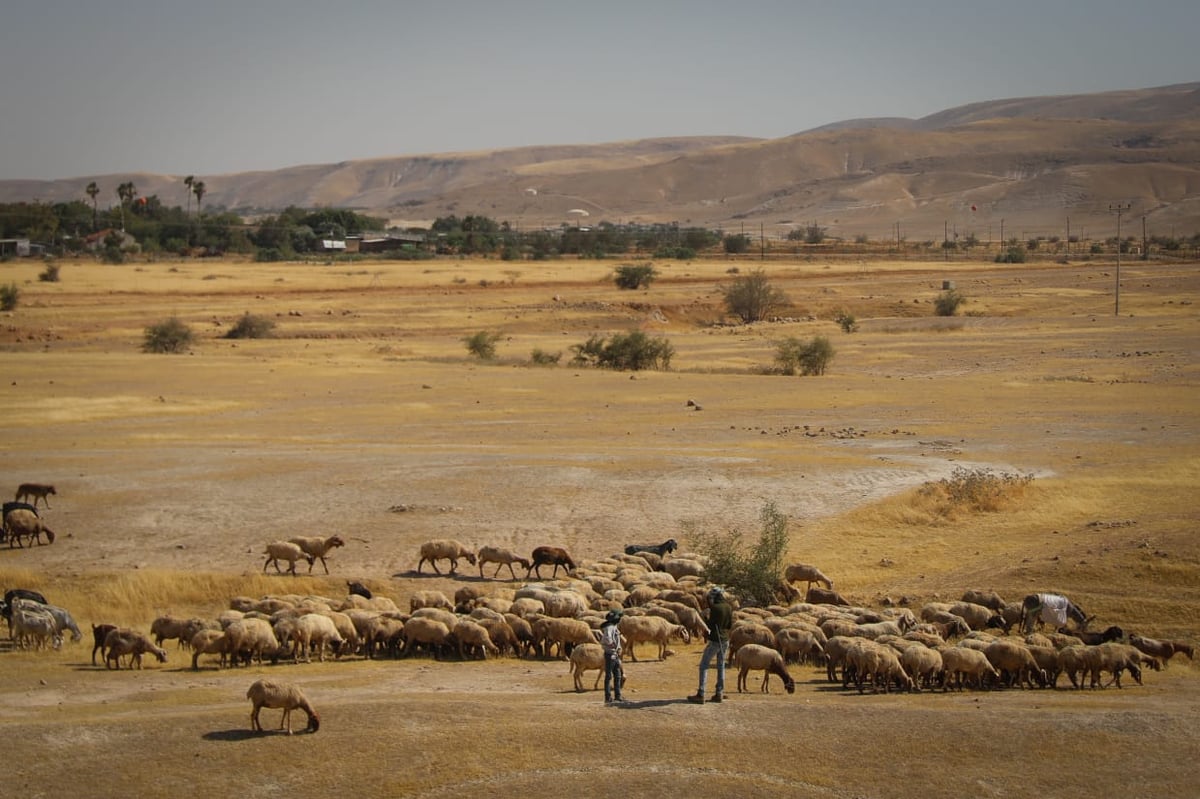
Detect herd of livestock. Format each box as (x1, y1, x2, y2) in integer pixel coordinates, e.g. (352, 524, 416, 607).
(2, 532, 1194, 701)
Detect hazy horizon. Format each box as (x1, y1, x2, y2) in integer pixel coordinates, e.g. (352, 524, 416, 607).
(2, 0, 1197, 182)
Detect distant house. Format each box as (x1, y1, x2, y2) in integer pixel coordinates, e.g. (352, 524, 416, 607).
(0, 238, 32, 257)
(358, 232, 426, 253)
(317, 239, 347, 252)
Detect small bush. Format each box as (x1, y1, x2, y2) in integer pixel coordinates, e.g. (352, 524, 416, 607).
(0, 283, 19, 311)
(723, 234, 752, 254)
(38, 262, 61, 282)
(723, 269, 789, 324)
(995, 246, 1026, 263)
(143, 316, 194, 353)
(224, 313, 276, 339)
(570, 330, 673, 371)
(775, 335, 835, 376)
(613, 263, 658, 290)
(934, 289, 965, 316)
(652, 246, 695, 260)
(530, 348, 562, 365)
(834, 310, 858, 333)
(463, 330, 502, 360)
(687, 501, 791, 606)
(255, 248, 285, 262)
(915, 467, 1034, 519)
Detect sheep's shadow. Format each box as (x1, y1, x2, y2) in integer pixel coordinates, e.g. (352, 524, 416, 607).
(610, 698, 692, 709)
(203, 728, 314, 741)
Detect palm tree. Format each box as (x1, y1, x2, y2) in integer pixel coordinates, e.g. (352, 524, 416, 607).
(85, 181, 100, 231)
(116, 181, 137, 231)
(192, 180, 206, 216)
(184, 175, 194, 217)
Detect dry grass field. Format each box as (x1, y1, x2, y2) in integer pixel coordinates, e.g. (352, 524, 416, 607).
(1, 253, 1197, 798)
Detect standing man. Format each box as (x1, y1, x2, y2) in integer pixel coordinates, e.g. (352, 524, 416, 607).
(599, 608, 625, 704)
(688, 586, 733, 704)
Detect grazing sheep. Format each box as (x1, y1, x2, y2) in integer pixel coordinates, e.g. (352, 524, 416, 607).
(526, 546, 576, 579)
(150, 615, 208, 649)
(617, 615, 690, 662)
(288, 535, 346, 574)
(190, 629, 230, 670)
(624, 538, 679, 558)
(1129, 633, 1193, 665)
(287, 614, 344, 663)
(104, 628, 168, 670)
(263, 541, 312, 576)
(775, 627, 825, 666)
(91, 623, 118, 665)
(983, 640, 1048, 689)
(1026, 645, 1063, 688)
(400, 617, 452, 659)
(1061, 625, 1124, 646)
(247, 679, 319, 735)
(1092, 642, 1161, 688)
(473, 616, 518, 657)
(568, 642, 608, 691)
(939, 646, 1000, 691)
(451, 620, 500, 660)
(823, 636, 856, 683)
(409, 590, 453, 612)
(13, 598, 82, 644)
(726, 623, 776, 664)
(476, 545, 531, 580)
(504, 613, 537, 657)
(734, 644, 797, 694)
(411, 606, 458, 629)
(785, 563, 834, 592)
(224, 618, 283, 666)
(542, 590, 588, 619)
(949, 601, 1005, 632)
(532, 616, 596, 660)
(12, 604, 62, 650)
(4, 507, 55, 548)
(900, 645, 944, 691)
(844, 640, 911, 694)
(416, 539, 477, 575)
(806, 586, 850, 606)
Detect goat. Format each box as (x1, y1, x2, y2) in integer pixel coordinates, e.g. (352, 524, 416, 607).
(1062, 625, 1123, 646)
(624, 539, 678, 558)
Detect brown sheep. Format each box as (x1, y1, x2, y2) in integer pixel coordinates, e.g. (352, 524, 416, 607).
(983, 639, 1047, 689)
(288, 535, 346, 574)
(1129, 632, 1194, 665)
(4, 507, 56, 548)
(618, 615, 691, 662)
(785, 563, 834, 592)
(416, 539, 477, 575)
(104, 628, 168, 670)
(735, 644, 796, 694)
(806, 586, 850, 606)
(526, 546, 576, 579)
(476, 545, 531, 580)
(263, 541, 311, 576)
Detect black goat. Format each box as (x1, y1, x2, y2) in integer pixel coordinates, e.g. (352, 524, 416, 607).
(624, 538, 678, 557)
(1060, 625, 1124, 645)
(347, 581, 373, 600)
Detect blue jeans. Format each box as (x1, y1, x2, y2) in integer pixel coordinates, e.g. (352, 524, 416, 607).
(604, 652, 624, 700)
(697, 638, 729, 694)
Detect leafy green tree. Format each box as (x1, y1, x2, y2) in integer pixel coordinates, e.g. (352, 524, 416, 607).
(722, 269, 789, 323)
(142, 316, 193, 353)
(775, 335, 835, 375)
(116, 181, 137, 230)
(688, 501, 792, 606)
(613, 263, 657, 290)
(723, 234, 752, 254)
(569, 330, 673, 371)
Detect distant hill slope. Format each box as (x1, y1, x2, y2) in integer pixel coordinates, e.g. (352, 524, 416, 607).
(3, 83, 1198, 239)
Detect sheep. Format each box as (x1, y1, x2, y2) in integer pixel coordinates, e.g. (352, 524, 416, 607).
(661, 557, 705, 581)
(983, 640, 1048, 689)
(844, 639, 912, 693)
(948, 601, 1005, 632)
(939, 646, 1000, 691)
(400, 617, 451, 659)
(12, 604, 62, 650)
(409, 590, 453, 612)
(1092, 642, 1161, 689)
(1061, 625, 1124, 646)
(526, 546, 576, 579)
(150, 615, 209, 649)
(104, 628, 168, 670)
(504, 613, 537, 657)
(850, 620, 904, 640)
(275, 614, 343, 663)
(568, 642, 607, 691)
(368, 617, 407, 659)
(416, 539, 477, 575)
(190, 629, 230, 670)
(806, 586, 850, 606)
(900, 645, 944, 691)
(476, 545, 531, 580)
(247, 679, 319, 735)
(14, 598, 83, 644)
(1026, 645, 1063, 688)
(617, 615, 690, 662)
(961, 589, 1006, 611)
(3, 507, 56, 548)
(450, 620, 500, 660)
(91, 623, 118, 665)
(624, 538, 678, 557)
(1129, 633, 1194, 665)
(1057, 645, 1094, 689)
(542, 590, 588, 619)
(774, 627, 825, 666)
(473, 616, 518, 657)
(224, 618, 282, 666)
(263, 541, 312, 576)
(734, 644, 797, 694)
(532, 616, 596, 659)
(785, 563, 834, 592)
(288, 535, 346, 574)
(823, 636, 856, 682)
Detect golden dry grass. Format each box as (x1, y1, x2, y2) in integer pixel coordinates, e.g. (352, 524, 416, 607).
(1, 253, 1197, 798)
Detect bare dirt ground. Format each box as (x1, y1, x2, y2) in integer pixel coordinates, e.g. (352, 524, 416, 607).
(1, 254, 1197, 798)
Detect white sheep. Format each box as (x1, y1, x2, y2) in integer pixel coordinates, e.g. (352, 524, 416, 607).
(532, 616, 596, 659)
(617, 615, 691, 662)
(476, 545, 531, 579)
(247, 679, 319, 734)
(224, 618, 283, 666)
(899, 645, 944, 691)
(400, 617, 451, 659)
(416, 539, 477, 575)
(263, 541, 311, 576)
(451, 620, 500, 659)
(938, 645, 1000, 691)
(568, 642, 607, 691)
(281, 614, 344, 663)
(288, 535, 346, 574)
(12, 604, 62, 650)
(734, 644, 796, 694)
(776, 627, 825, 666)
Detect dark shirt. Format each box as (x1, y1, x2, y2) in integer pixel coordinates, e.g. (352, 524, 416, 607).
(706, 599, 733, 643)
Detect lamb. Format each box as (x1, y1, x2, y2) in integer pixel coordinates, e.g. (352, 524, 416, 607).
(263, 541, 312, 576)
(532, 616, 596, 659)
(616, 615, 691, 662)
(568, 642, 608, 691)
(476, 545, 531, 580)
(939, 646, 1000, 691)
(734, 644, 797, 694)
(104, 628, 168, 670)
(806, 586, 850, 606)
(1129, 632, 1194, 665)
(900, 645, 944, 691)
(91, 623, 118, 665)
(526, 546, 576, 579)
(247, 679, 319, 735)
(451, 620, 500, 660)
(785, 563, 834, 592)
(190, 629, 230, 670)
(400, 617, 452, 659)
(983, 639, 1048, 689)
(416, 539, 477, 575)
(288, 535, 346, 574)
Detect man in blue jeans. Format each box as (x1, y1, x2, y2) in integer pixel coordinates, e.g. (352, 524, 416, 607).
(599, 608, 625, 704)
(688, 586, 733, 704)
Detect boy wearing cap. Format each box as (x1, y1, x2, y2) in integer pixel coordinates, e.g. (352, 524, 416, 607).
(688, 586, 733, 704)
(599, 609, 625, 704)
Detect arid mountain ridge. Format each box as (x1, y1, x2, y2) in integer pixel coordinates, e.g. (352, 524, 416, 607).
(4, 82, 1199, 240)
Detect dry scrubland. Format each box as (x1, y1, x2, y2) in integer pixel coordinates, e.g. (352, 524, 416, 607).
(1, 254, 1198, 798)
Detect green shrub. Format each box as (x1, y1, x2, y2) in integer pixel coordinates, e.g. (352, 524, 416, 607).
(569, 330, 673, 371)
(775, 335, 835, 376)
(652, 246, 695, 260)
(995, 246, 1026, 263)
(613, 263, 658, 290)
(38, 262, 61, 282)
(687, 501, 791, 607)
(143, 316, 194, 353)
(530, 348, 562, 365)
(723, 234, 752, 254)
(463, 330, 502, 360)
(0, 283, 19, 311)
(834, 310, 858, 333)
(723, 269, 789, 324)
(224, 313, 276, 339)
(255, 248, 285, 262)
(934, 289, 965, 316)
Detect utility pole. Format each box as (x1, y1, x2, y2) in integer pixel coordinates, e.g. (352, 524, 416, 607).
(1142, 215, 1148, 261)
(1066, 217, 1070, 257)
(1110, 202, 1131, 316)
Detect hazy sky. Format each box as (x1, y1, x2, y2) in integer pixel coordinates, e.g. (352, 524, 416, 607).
(1, 0, 1196, 180)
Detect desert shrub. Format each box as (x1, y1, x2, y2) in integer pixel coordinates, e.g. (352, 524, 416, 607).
(612, 262, 658, 290)
(653, 245, 695, 260)
(224, 312, 276, 339)
(38, 262, 61, 282)
(530, 348, 562, 365)
(255, 247, 285, 262)
(142, 316, 194, 353)
(0, 283, 19, 311)
(775, 335, 834, 376)
(995, 246, 1026, 263)
(723, 269, 789, 324)
(934, 289, 965, 316)
(569, 330, 673, 371)
(723, 234, 752, 254)
(463, 330, 502, 360)
(687, 501, 790, 607)
(915, 467, 1034, 519)
(834, 309, 858, 333)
